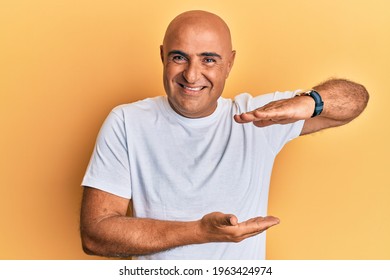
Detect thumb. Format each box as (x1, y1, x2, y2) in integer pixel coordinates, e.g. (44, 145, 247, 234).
(224, 214, 238, 226)
(229, 215, 238, 226)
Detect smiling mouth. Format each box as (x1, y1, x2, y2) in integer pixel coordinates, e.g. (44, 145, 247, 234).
(178, 83, 206, 92)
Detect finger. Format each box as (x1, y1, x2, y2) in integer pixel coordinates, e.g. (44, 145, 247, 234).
(233, 112, 256, 123)
(252, 120, 277, 127)
(235, 109, 287, 124)
(252, 106, 294, 121)
(226, 216, 280, 242)
(241, 216, 280, 233)
(256, 216, 280, 230)
(252, 119, 293, 127)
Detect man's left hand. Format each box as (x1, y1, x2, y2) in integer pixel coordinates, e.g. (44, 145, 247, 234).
(234, 95, 314, 127)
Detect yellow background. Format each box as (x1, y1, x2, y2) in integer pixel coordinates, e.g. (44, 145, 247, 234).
(1, 0, 389, 259)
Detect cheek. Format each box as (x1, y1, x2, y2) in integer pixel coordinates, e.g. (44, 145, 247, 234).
(165, 63, 183, 81)
(207, 65, 229, 84)
(208, 72, 227, 89)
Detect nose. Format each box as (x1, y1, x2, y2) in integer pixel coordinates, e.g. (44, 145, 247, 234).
(182, 61, 200, 84)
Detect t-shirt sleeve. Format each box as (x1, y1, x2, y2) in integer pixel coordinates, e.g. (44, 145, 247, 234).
(81, 108, 132, 199)
(235, 91, 305, 155)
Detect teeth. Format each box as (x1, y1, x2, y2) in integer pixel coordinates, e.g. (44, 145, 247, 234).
(183, 85, 203, 91)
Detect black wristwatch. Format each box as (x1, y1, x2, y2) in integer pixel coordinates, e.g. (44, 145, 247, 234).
(296, 90, 324, 117)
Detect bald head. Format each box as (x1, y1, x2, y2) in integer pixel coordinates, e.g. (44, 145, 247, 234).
(163, 10, 233, 51)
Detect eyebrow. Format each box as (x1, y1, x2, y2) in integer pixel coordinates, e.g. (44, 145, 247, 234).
(199, 52, 222, 59)
(168, 50, 222, 59)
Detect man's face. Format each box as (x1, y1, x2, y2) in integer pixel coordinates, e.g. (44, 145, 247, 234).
(161, 23, 235, 118)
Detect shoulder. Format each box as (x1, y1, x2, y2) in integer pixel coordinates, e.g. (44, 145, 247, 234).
(96, 96, 165, 134)
(110, 96, 164, 120)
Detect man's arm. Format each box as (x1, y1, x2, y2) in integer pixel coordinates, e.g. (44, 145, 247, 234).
(233, 78, 369, 135)
(80, 187, 280, 257)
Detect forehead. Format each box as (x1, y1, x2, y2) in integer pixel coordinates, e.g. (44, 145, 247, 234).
(163, 20, 232, 56)
(170, 30, 223, 52)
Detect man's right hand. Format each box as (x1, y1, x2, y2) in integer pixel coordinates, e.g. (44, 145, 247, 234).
(196, 211, 280, 243)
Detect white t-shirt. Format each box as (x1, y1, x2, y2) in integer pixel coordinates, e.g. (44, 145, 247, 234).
(82, 91, 304, 259)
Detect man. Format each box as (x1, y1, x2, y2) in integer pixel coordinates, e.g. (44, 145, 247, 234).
(80, 10, 369, 259)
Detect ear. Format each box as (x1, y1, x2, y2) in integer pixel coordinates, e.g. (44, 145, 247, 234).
(160, 45, 164, 63)
(226, 50, 236, 78)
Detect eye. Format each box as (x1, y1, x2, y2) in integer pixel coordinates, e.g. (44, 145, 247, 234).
(204, 57, 216, 64)
(172, 55, 187, 63)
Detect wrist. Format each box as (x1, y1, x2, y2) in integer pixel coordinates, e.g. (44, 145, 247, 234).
(296, 90, 324, 117)
(192, 219, 207, 244)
